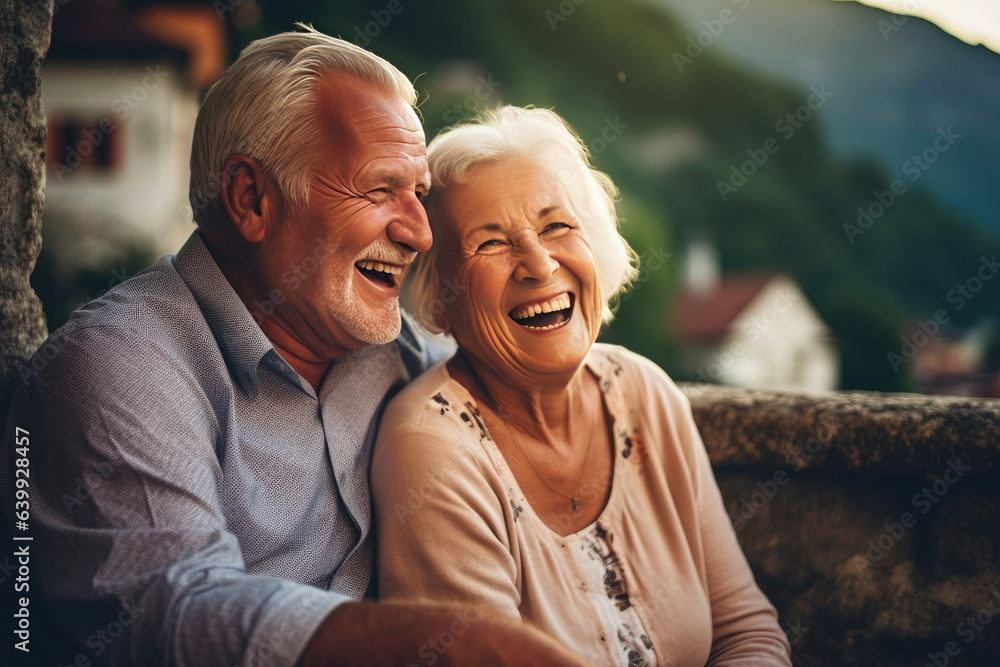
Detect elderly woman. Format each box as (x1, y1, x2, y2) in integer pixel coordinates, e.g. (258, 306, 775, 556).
(372, 106, 791, 667)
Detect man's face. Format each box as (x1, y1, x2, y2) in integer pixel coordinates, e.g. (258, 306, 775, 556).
(261, 74, 431, 357)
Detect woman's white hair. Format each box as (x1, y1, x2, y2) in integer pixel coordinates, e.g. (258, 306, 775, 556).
(188, 24, 416, 228)
(403, 106, 639, 333)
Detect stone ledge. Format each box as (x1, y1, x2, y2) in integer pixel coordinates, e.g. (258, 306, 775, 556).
(679, 384, 1000, 664)
(680, 383, 1000, 476)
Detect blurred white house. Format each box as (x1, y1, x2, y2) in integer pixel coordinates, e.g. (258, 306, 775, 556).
(40, 0, 226, 272)
(674, 239, 839, 392)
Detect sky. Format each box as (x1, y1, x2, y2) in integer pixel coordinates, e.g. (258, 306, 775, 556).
(841, 0, 1000, 53)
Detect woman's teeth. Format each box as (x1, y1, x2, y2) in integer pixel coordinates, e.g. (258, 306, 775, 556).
(509, 293, 573, 330)
(510, 293, 571, 321)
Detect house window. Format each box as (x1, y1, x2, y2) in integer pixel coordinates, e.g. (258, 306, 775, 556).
(46, 113, 123, 181)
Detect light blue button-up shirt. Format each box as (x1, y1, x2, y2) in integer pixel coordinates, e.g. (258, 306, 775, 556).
(2, 232, 449, 666)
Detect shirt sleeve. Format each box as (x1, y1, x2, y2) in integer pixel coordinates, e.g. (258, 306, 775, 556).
(372, 409, 522, 620)
(3, 326, 346, 667)
(645, 359, 792, 666)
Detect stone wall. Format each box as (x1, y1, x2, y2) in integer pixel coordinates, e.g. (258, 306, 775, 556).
(683, 384, 1000, 666)
(0, 0, 52, 426)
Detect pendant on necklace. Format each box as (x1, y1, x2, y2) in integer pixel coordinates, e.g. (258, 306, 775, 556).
(571, 496, 579, 513)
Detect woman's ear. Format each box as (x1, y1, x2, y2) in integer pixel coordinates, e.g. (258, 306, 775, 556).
(220, 155, 274, 243)
(426, 266, 451, 333)
(433, 310, 450, 334)
(423, 288, 450, 333)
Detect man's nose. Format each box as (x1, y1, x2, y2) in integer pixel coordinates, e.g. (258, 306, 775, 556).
(387, 193, 433, 253)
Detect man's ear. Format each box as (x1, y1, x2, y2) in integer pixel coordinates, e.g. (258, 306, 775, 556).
(221, 155, 275, 243)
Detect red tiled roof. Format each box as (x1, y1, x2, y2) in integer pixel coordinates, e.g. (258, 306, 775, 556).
(49, 1, 227, 88)
(674, 273, 776, 342)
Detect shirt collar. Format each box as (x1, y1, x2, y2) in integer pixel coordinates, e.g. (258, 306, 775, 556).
(172, 231, 444, 400)
(174, 231, 302, 399)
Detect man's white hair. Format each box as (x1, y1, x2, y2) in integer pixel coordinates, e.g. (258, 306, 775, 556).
(403, 106, 639, 333)
(188, 24, 417, 228)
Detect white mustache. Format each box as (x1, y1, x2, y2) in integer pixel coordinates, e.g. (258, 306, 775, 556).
(356, 244, 417, 267)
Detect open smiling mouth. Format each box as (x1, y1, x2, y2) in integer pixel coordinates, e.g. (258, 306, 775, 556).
(508, 292, 575, 331)
(356, 260, 403, 289)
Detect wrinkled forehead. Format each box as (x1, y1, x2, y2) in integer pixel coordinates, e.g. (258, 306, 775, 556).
(315, 72, 426, 157)
(454, 157, 580, 212)
(429, 158, 586, 248)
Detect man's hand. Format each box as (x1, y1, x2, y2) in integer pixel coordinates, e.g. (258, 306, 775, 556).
(295, 600, 591, 666)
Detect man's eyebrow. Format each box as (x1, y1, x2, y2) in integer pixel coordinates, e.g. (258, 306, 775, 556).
(360, 167, 431, 192)
(363, 169, 400, 185)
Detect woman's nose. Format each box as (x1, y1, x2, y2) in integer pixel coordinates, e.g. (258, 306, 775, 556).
(513, 237, 559, 282)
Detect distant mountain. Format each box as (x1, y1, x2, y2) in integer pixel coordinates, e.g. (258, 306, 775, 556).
(651, 0, 1000, 234)
(250, 0, 999, 391)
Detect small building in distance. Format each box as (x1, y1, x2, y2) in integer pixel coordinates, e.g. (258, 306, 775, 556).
(40, 0, 227, 273)
(908, 321, 1000, 398)
(673, 243, 838, 391)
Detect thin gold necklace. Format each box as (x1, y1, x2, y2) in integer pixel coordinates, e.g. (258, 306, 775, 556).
(500, 410, 598, 514)
(455, 351, 602, 514)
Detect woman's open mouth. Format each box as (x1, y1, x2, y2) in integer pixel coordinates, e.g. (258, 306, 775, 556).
(355, 260, 403, 289)
(508, 292, 575, 331)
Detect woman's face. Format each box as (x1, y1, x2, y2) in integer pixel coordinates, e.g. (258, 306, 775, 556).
(432, 157, 604, 383)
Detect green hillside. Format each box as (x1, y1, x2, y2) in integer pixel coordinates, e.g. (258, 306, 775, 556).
(250, 0, 1000, 391)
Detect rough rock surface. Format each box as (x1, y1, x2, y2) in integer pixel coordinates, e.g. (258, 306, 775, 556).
(682, 384, 1000, 474)
(682, 384, 1000, 666)
(0, 0, 51, 425)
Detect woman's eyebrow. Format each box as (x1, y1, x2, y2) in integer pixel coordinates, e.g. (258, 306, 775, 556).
(537, 206, 580, 226)
(467, 222, 506, 235)
(536, 205, 579, 222)
(464, 208, 570, 237)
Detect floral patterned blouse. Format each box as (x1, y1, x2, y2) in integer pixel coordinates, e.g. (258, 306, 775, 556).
(373, 344, 791, 666)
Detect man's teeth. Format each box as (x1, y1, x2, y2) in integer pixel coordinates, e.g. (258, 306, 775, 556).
(510, 293, 571, 321)
(356, 261, 403, 275)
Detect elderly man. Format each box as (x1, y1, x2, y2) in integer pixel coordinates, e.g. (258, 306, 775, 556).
(2, 27, 582, 666)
